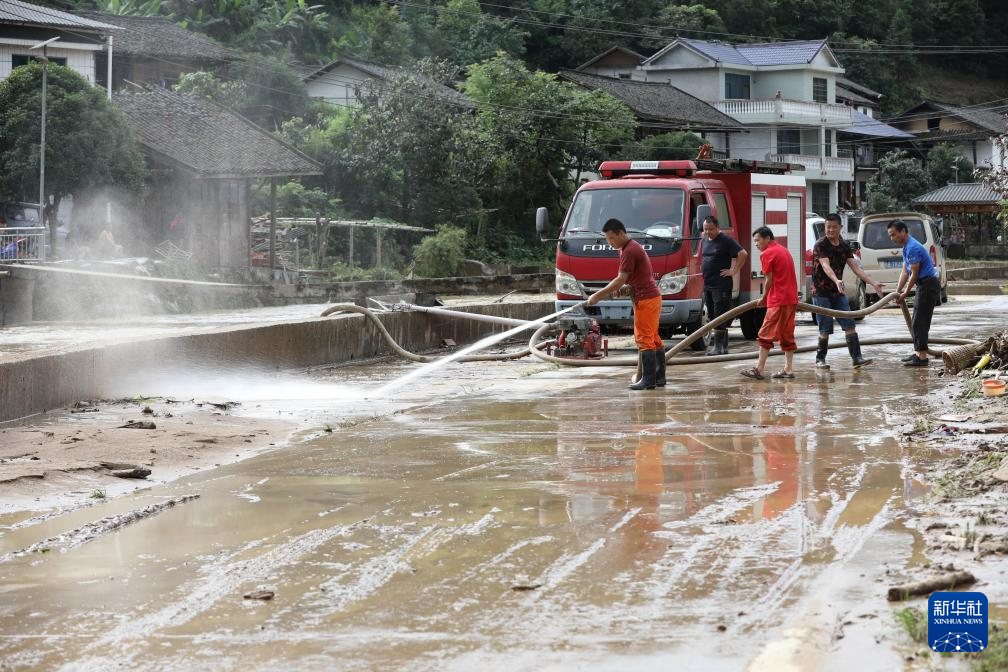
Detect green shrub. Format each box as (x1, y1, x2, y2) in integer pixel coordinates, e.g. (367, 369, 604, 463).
(411, 226, 468, 278)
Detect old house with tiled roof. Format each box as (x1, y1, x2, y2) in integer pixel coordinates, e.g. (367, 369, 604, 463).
(889, 100, 1008, 171)
(115, 87, 321, 269)
(75, 11, 238, 90)
(560, 69, 743, 136)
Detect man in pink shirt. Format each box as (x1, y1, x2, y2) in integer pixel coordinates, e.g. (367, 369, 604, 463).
(741, 226, 798, 380)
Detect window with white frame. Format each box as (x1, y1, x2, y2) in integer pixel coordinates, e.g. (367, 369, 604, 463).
(812, 77, 828, 103)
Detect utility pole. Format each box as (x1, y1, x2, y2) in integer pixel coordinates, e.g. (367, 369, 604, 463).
(29, 37, 59, 255)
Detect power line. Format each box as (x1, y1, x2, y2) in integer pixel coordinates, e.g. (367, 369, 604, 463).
(14, 5, 1007, 159)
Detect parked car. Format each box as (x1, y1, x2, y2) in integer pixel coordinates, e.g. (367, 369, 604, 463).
(0, 201, 41, 227)
(842, 211, 948, 309)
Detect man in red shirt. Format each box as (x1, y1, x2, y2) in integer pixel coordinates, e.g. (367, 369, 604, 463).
(741, 226, 798, 380)
(586, 218, 664, 390)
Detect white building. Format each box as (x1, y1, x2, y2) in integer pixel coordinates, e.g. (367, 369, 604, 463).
(301, 56, 469, 109)
(0, 0, 116, 85)
(578, 38, 857, 216)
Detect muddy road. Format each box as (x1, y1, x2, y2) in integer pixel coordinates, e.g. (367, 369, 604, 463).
(1, 297, 1004, 671)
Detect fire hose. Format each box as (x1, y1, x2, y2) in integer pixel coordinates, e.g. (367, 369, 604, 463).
(320, 293, 978, 372)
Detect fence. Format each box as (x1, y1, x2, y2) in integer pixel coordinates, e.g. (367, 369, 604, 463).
(0, 227, 46, 262)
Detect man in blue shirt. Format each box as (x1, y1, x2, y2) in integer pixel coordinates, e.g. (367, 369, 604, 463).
(888, 219, 940, 367)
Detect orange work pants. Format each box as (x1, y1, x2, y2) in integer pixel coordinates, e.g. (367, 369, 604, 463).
(633, 295, 664, 351)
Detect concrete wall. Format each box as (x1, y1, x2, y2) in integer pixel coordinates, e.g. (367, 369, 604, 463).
(0, 300, 554, 423)
(653, 69, 720, 100)
(0, 264, 554, 323)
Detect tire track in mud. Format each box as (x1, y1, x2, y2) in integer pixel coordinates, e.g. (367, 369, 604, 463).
(0, 495, 200, 564)
(58, 518, 372, 671)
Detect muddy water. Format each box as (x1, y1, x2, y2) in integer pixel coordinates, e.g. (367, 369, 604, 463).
(0, 297, 1002, 671)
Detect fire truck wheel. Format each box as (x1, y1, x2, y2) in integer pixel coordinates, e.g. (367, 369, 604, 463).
(683, 319, 708, 350)
(739, 307, 766, 340)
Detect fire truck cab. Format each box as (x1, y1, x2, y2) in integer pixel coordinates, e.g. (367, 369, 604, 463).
(537, 159, 807, 342)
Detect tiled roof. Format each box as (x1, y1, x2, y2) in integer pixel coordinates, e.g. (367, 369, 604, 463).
(844, 110, 914, 138)
(303, 56, 471, 107)
(576, 46, 645, 71)
(115, 87, 322, 178)
(837, 76, 882, 99)
(0, 0, 115, 30)
(666, 38, 828, 66)
(913, 182, 1004, 205)
(75, 12, 237, 61)
(892, 101, 1008, 136)
(836, 84, 876, 107)
(929, 101, 1008, 135)
(559, 70, 743, 130)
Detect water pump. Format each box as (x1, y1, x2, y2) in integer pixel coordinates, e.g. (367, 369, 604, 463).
(551, 315, 607, 359)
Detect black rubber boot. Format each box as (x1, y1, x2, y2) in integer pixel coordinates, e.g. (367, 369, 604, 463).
(715, 329, 729, 356)
(655, 346, 667, 388)
(815, 337, 830, 370)
(846, 332, 872, 368)
(629, 350, 657, 390)
(705, 332, 718, 356)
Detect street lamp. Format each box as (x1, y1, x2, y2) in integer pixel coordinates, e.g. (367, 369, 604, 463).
(29, 36, 59, 254)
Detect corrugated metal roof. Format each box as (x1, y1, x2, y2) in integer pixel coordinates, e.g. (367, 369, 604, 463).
(673, 38, 827, 66)
(845, 110, 914, 138)
(913, 182, 1004, 205)
(0, 0, 115, 30)
(560, 70, 743, 129)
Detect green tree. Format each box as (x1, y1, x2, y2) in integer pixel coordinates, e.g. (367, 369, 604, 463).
(283, 59, 486, 231)
(427, 0, 529, 66)
(619, 131, 705, 161)
(925, 143, 973, 190)
(411, 225, 468, 277)
(0, 63, 146, 216)
(865, 149, 927, 213)
(332, 3, 418, 65)
(643, 5, 726, 49)
(460, 54, 636, 255)
(175, 55, 307, 129)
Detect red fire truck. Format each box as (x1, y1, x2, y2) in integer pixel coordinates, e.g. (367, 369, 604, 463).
(536, 159, 807, 343)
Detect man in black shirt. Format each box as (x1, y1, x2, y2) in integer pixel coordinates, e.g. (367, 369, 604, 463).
(700, 215, 748, 355)
(811, 213, 884, 369)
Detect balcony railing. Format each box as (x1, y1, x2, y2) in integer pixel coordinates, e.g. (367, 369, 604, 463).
(768, 153, 854, 178)
(713, 98, 852, 128)
(0, 227, 46, 262)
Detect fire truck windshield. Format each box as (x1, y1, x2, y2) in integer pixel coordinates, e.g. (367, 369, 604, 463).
(563, 187, 685, 238)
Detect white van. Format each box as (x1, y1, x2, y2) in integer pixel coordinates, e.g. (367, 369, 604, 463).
(843, 212, 947, 309)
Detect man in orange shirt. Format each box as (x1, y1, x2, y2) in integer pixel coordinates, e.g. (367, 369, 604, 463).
(741, 226, 799, 380)
(586, 219, 664, 390)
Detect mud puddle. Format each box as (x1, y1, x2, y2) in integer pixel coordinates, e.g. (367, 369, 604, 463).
(0, 298, 1002, 670)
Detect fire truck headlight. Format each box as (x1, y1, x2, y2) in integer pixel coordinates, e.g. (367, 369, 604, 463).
(555, 269, 582, 296)
(657, 267, 688, 294)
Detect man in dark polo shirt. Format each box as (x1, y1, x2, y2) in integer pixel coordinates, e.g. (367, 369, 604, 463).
(700, 215, 747, 356)
(811, 213, 884, 369)
(586, 218, 664, 390)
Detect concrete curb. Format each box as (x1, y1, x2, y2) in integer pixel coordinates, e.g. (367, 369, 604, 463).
(0, 301, 554, 424)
